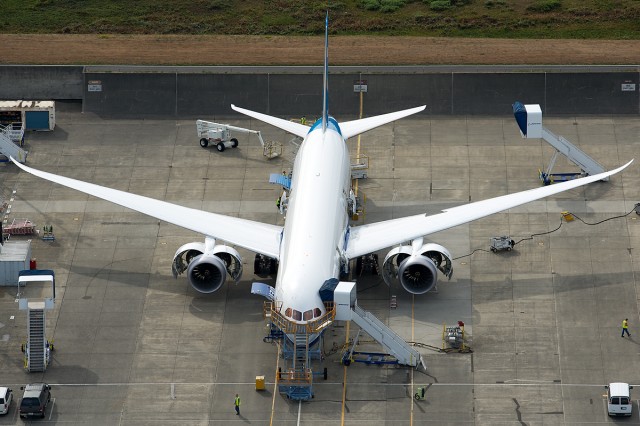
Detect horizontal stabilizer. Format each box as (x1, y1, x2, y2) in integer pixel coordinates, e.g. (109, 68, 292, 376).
(340, 105, 426, 140)
(231, 104, 309, 139)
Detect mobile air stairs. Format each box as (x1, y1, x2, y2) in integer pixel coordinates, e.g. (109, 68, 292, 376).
(335, 281, 425, 370)
(258, 281, 424, 401)
(513, 102, 605, 185)
(0, 123, 27, 163)
(18, 270, 56, 372)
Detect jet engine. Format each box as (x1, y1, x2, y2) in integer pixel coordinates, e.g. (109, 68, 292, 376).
(171, 238, 243, 294)
(382, 239, 453, 295)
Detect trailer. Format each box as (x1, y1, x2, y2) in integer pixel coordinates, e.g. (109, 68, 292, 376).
(196, 120, 281, 158)
(4, 219, 36, 236)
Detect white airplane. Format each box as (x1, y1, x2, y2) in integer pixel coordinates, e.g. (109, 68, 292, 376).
(10, 18, 633, 328)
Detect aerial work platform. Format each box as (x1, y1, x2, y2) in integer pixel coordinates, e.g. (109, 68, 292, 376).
(196, 120, 282, 158)
(513, 102, 606, 185)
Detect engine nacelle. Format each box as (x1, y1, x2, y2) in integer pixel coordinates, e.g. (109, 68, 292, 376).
(382, 242, 453, 295)
(172, 241, 243, 294)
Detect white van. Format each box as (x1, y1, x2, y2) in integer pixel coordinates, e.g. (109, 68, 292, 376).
(605, 382, 633, 416)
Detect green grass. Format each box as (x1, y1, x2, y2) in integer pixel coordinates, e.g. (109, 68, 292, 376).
(0, 0, 638, 39)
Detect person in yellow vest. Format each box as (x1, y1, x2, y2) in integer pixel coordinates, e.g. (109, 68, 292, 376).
(622, 318, 631, 338)
(300, 116, 307, 125)
(234, 394, 241, 415)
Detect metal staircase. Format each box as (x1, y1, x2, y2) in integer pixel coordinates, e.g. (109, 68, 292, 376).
(0, 123, 27, 163)
(263, 301, 334, 401)
(335, 281, 425, 370)
(351, 303, 424, 369)
(26, 303, 46, 372)
(513, 102, 605, 185)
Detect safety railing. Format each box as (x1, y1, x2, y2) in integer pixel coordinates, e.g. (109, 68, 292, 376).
(264, 301, 335, 334)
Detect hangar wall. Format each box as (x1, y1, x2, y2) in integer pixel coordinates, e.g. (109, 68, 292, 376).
(1, 65, 638, 117)
(0, 66, 83, 100)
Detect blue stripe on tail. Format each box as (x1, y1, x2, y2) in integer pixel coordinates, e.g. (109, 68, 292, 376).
(322, 12, 329, 133)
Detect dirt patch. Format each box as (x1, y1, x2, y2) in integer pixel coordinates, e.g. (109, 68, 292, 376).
(2, 34, 640, 65)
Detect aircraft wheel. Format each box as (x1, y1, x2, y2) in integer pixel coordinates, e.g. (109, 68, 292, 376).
(199, 138, 208, 148)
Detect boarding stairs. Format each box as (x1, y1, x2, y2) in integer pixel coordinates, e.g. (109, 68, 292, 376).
(538, 126, 606, 184)
(512, 102, 605, 185)
(351, 303, 425, 369)
(26, 304, 47, 372)
(0, 123, 27, 163)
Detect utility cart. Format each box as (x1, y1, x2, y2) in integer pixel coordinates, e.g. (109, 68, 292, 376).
(490, 236, 515, 252)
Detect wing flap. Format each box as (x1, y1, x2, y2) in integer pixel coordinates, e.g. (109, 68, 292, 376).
(346, 160, 633, 259)
(11, 158, 283, 258)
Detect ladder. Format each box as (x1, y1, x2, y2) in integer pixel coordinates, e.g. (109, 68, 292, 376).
(0, 123, 27, 163)
(26, 304, 46, 372)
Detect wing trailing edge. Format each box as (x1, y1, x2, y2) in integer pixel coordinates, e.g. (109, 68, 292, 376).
(346, 159, 633, 259)
(10, 157, 283, 258)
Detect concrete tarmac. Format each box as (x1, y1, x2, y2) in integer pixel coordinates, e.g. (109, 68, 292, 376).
(0, 106, 639, 425)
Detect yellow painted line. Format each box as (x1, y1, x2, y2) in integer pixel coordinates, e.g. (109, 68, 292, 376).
(410, 294, 415, 425)
(269, 342, 281, 426)
(353, 91, 364, 198)
(341, 320, 350, 425)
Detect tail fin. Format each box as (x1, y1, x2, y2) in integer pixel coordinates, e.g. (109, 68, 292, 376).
(322, 12, 329, 133)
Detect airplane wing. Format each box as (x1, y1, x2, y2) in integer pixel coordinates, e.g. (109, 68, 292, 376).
(11, 158, 283, 259)
(345, 160, 633, 259)
(231, 104, 309, 138)
(340, 105, 426, 140)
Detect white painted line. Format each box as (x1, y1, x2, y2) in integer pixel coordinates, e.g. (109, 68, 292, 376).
(49, 397, 55, 420)
(297, 400, 302, 426)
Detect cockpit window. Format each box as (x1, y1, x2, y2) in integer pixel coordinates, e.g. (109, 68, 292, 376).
(314, 308, 322, 318)
(303, 310, 313, 321)
(293, 310, 302, 321)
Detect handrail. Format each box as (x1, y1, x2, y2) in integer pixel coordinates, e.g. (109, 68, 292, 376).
(277, 368, 312, 384)
(264, 301, 335, 334)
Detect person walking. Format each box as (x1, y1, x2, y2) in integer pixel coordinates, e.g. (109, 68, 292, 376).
(234, 394, 241, 415)
(622, 318, 631, 338)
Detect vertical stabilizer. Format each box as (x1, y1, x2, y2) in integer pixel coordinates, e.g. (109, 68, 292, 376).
(322, 12, 329, 133)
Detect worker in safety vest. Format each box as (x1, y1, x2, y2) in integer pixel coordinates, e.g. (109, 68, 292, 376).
(622, 318, 631, 338)
(234, 394, 241, 415)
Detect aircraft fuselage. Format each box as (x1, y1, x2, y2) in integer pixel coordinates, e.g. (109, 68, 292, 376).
(275, 118, 351, 323)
